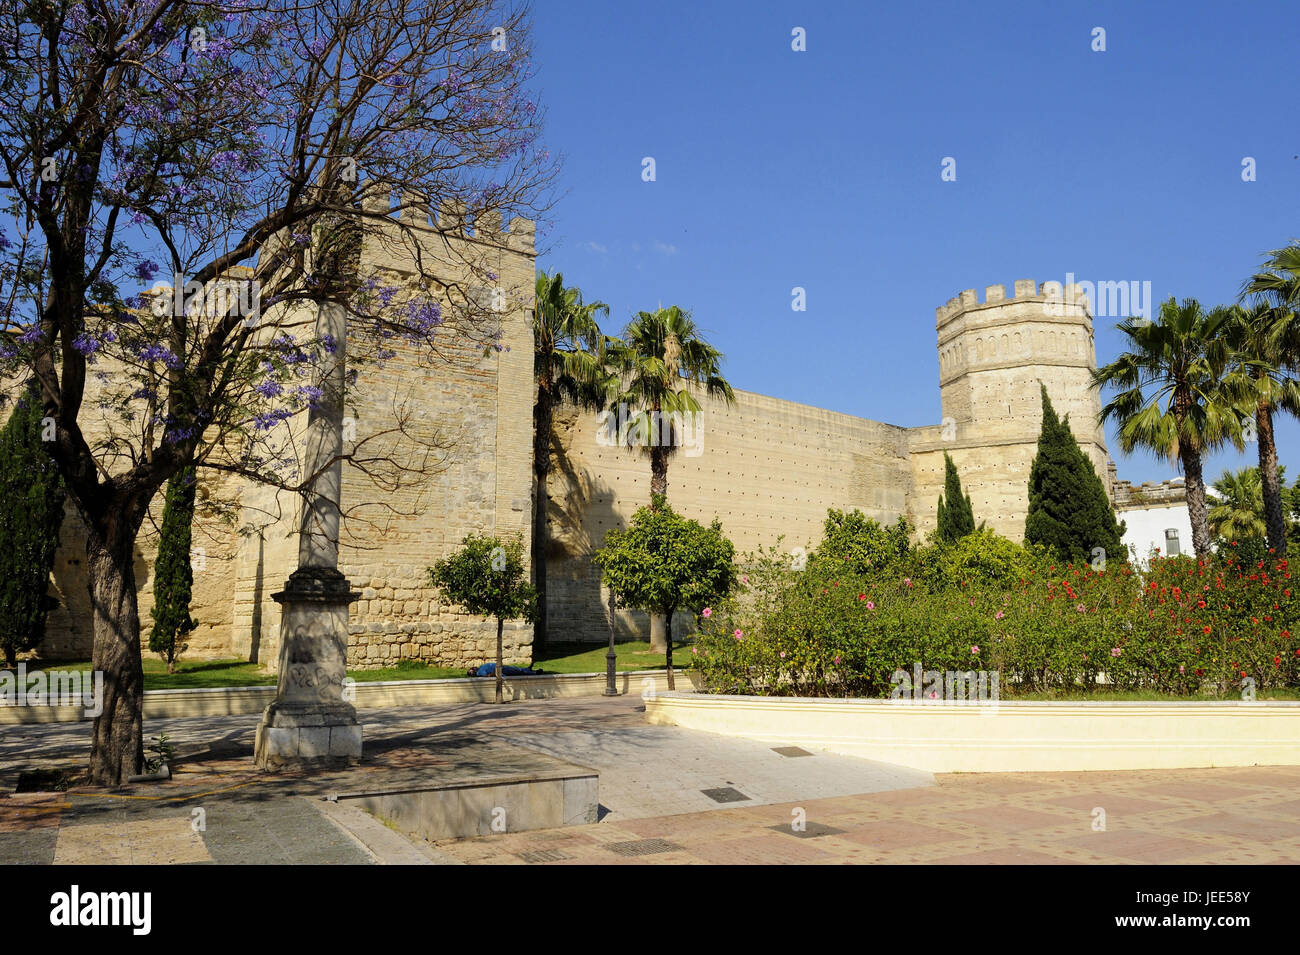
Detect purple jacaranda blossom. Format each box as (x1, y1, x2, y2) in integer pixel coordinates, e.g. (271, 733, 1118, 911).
(253, 409, 293, 431)
(134, 260, 159, 282)
(137, 343, 182, 369)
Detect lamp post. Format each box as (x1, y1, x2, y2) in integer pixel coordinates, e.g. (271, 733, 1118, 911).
(604, 589, 618, 696)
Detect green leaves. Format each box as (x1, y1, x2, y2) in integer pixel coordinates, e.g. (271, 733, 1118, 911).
(593, 500, 737, 617)
(429, 532, 537, 624)
(1025, 386, 1125, 565)
(148, 466, 198, 671)
(0, 380, 65, 666)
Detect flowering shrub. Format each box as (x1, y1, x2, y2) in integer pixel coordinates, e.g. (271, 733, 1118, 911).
(693, 534, 1300, 698)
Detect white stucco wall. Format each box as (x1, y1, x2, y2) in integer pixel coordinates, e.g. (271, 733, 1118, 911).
(1120, 502, 1195, 564)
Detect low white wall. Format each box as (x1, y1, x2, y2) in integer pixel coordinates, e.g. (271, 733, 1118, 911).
(0, 669, 701, 724)
(644, 692, 1300, 772)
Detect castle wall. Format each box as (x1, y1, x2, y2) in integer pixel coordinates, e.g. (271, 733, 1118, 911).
(545, 389, 914, 643)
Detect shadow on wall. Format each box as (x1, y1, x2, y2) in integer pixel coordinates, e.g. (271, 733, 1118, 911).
(545, 432, 696, 644)
(39, 502, 150, 661)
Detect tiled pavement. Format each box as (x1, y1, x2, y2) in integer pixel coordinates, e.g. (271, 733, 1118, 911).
(3, 695, 1300, 864)
(435, 764, 1300, 865)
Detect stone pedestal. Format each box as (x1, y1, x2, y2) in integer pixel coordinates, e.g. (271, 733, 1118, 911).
(255, 566, 363, 770)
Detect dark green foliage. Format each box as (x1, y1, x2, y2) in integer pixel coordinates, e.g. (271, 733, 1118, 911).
(430, 534, 537, 702)
(0, 382, 65, 667)
(593, 495, 737, 685)
(149, 467, 198, 673)
(936, 452, 975, 542)
(816, 508, 914, 576)
(1025, 386, 1126, 564)
(429, 533, 538, 624)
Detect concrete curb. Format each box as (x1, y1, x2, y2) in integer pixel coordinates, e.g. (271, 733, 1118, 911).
(0, 669, 702, 724)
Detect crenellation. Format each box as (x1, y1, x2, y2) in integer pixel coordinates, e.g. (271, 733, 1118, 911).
(1013, 279, 1037, 297)
(985, 284, 1005, 302)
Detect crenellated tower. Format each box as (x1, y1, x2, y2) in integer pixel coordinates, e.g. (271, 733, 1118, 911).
(908, 279, 1111, 540)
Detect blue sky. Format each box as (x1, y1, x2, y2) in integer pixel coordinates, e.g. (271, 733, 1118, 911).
(531, 0, 1300, 487)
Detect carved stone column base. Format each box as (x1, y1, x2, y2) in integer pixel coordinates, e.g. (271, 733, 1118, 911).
(254, 566, 363, 772)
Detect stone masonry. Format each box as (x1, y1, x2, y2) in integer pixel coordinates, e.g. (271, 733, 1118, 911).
(33, 275, 1129, 663)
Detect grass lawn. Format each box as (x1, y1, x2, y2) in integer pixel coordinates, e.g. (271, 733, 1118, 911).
(20, 641, 690, 690)
(533, 640, 695, 674)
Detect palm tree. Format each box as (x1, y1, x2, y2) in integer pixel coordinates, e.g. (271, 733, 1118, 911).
(1092, 298, 1249, 557)
(1239, 243, 1300, 555)
(531, 271, 611, 650)
(607, 306, 734, 652)
(1208, 467, 1268, 544)
(608, 305, 735, 502)
(1220, 302, 1300, 556)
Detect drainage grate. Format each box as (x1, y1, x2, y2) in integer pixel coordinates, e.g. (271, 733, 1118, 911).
(605, 838, 684, 857)
(767, 822, 846, 839)
(701, 786, 751, 804)
(516, 848, 573, 864)
(771, 746, 813, 758)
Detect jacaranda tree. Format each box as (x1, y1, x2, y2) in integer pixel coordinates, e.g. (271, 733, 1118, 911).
(0, 0, 555, 782)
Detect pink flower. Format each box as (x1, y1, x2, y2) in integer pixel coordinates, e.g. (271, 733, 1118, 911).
(903, 577, 913, 587)
(741, 574, 750, 585)
(865, 601, 875, 610)
(691, 647, 698, 655)
(1110, 647, 1122, 657)
(833, 656, 841, 664)
(701, 607, 712, 619)
(1076, 603, 1086, 613)
(995, 611, 1004, 620)
(970, 645, 980, 655)
(779, 651, 786, 659)
(733, 629, 743, 640)
(1178, 664, 1185, 674)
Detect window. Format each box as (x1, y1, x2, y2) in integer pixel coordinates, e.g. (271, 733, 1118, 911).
(1165, 528, 1180, 557)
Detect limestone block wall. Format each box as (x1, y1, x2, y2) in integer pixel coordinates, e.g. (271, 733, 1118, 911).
(917, 280, 1112, 540)
(545, 388, 914, 644)
(229, 202, 539, 671)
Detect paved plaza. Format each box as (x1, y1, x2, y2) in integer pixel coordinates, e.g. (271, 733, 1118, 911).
(2, 695, 1299, 864)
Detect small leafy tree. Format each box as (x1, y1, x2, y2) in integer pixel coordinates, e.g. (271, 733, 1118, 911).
(593, 496, 737, 689)
(430, 533, 537, 704)
(936, 452, 976, 542)
(0, 381, 65, 667)
(816, 508, 913, 576)
(1025, 386, 1125, 564)
(148, 467, 198, 674)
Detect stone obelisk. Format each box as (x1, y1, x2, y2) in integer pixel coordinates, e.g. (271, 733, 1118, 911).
(254, 299, 362, 769)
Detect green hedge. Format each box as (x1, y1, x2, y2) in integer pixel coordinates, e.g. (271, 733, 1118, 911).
(692, 536, 1299, 698)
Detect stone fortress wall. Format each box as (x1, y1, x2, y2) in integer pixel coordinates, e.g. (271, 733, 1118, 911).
(546, 279, 1117, 644)
(39, 197, 538, 670)
(32, 260, 1130, 664)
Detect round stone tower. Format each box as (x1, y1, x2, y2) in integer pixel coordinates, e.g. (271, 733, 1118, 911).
(911, 279, 1111, 540)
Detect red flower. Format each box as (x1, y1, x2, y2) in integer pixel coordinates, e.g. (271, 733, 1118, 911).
(1202, 626, 1212, 634)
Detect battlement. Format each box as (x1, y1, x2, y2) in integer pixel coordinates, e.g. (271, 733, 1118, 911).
(1113, 477, 1189, 510)
(394, 190, 534, 253)
(936, 279, 1092, 327)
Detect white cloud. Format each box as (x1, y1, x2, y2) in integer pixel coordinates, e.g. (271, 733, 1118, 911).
(653, 241, 678, 256)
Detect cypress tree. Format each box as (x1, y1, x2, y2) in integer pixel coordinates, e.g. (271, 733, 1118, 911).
(936, 451, 976, 542)
(1025, 385, 1125, 563)
(0, 381, 65, 667)
(149, 466, 198, 673)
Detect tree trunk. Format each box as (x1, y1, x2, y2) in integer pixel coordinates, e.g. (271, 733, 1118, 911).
(650, 444, 669, 501)
(1257, 401, 1287, 557)
(664, 607, 675, 691)
(649, 612, 667, 654)
(495, 616, 504, 704)
(1182, 447, 1212, 559)
(531, 381, 552, 652)
(87, 525, 145, 785)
